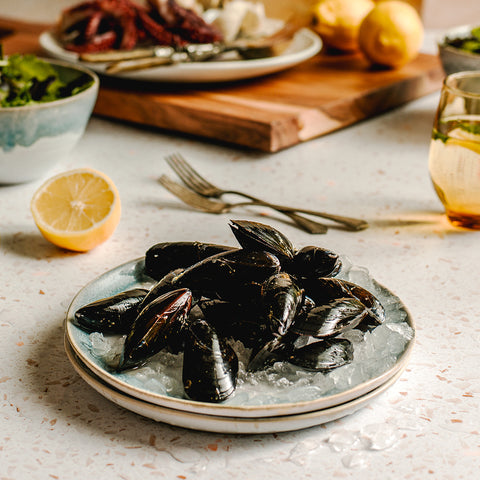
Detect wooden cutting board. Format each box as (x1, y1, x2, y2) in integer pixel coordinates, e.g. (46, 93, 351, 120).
(1, 18, 444, 152)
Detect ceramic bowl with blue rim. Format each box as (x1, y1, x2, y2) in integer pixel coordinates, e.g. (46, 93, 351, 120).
(0, 57, 99, 184)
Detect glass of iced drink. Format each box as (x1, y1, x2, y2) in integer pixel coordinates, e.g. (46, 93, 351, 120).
(429, 71, 480, 229)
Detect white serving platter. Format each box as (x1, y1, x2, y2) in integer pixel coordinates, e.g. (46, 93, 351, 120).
(39, 28, 322, 83)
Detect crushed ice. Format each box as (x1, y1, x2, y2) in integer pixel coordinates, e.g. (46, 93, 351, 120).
(85, 257, 414, 406)
(326, 423, 400, 469)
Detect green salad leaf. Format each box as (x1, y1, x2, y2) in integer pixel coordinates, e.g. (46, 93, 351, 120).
(445, 26, 480, 54)
(472, 26, 480, 41)
(0, 49, 93, 107)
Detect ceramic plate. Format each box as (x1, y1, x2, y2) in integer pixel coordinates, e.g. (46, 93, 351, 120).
(65, 339, 406, 434)
(65, 256, 415, 419)
(39, 28, 321, 83)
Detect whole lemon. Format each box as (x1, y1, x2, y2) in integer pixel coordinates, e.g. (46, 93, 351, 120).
(358, 0, 424, 68)
(312, 0, 375, 52)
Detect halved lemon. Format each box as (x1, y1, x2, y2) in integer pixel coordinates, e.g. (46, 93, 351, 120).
(31, 168, 121, 252)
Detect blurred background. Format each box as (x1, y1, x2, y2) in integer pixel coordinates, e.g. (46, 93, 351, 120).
(1, 0, 479, 29)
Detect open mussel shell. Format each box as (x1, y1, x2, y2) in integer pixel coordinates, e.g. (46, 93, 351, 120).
(73, 288, 149, 334)
(290, 297, 368, 338)
(144, 241, 236, 280)
(287, 339, 354, 372)
(229, 219, 296, 261)
(183, 318, 238, 403)
(118, 288, 192, 371)
(261, 272, 304, 336)
(287, 245, 341, 279)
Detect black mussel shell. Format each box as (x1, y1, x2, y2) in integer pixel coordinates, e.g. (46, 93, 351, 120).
(261, 273, 304, 336)
(287, 339, 354, 372)
(119, 288, 192, 371)
(290, 297, 368, 338)
(73, 288, 148, 334)
(137, 268, 184, 313)
(144, 241, 236, 280)
(343, 281, 386, 329)
(183, 318, 238, 403)
(297, 277, 353, 305)
(287, 245, 341, 279)
(229, 219, 296, 261)
(198, 299, 270, 350)
(170, 248, 281, 303)
(299, 277, 385, 331)
(247, 332, 300, 371)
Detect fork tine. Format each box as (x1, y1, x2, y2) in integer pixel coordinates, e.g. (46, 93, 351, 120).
(166, 152, 215, 194)
(167, 152, 207, 191)
(158, 174, 225, 213)
(165, 154, 197, 191)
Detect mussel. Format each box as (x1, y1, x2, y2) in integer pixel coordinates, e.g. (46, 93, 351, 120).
(73, 288, 148, 334)
(261, 272, 304, 336)
(298, 277, 385, 331)
(182, 318, 238, 403)
(247, 332, 300, 371)
(119, 288, 193, 371)
(342, 280, 386, 329)
(287, 339, 354, 372)
(229, 219, 296, 261)
(290, 297, 368, 338)
(287, 245, 341, 279)
(145, 241, 236, 280)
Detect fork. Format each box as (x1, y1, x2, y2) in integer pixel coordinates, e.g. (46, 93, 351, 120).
(159, 175, 329, 234)
(165, 153, 368, 231)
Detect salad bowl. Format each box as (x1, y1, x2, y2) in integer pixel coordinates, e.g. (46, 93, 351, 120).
(0, 56, 98, 184)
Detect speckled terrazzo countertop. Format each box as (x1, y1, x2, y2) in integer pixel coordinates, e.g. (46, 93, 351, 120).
(1, 3, 480, 478)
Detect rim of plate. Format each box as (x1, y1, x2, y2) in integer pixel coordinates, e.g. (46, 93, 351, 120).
(65, 338, 408, 434)
(65, 256, 415, 419)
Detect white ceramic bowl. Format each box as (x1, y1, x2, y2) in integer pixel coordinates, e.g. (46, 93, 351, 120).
(0, 58, 99, 184)
(438, 24, 480, 76)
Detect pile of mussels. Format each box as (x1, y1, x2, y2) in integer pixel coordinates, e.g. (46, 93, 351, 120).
(73, 220, 385, 403)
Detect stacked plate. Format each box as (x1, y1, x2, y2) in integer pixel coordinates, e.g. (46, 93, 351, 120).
(65, 258, 415, 434)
